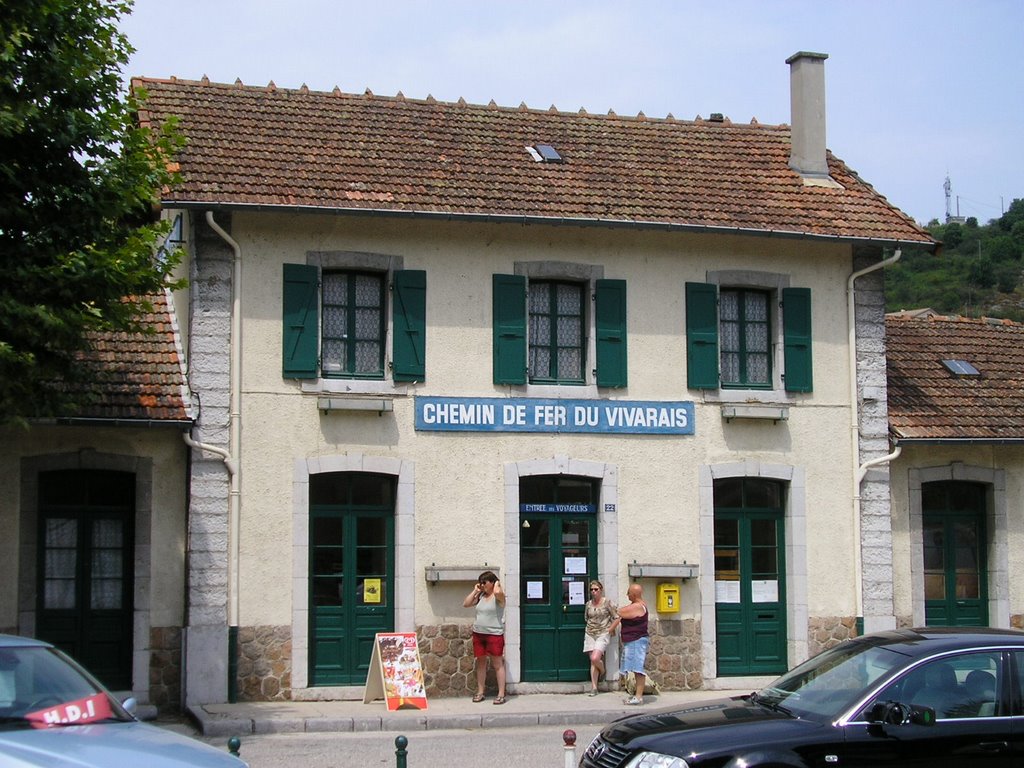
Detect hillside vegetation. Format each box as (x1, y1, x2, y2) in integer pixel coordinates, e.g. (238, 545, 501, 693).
(885, 198, 1024, 321)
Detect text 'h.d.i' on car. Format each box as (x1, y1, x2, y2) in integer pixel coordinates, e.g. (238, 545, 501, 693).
(0, 634, 247, 768)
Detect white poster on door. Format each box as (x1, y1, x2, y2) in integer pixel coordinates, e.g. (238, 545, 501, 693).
(564, 556, 587, 575)
(526, 581, 544, 600)
(751, 580, 778, 603)
(568, 580, 586, 605)
(715, 580, 741, 603)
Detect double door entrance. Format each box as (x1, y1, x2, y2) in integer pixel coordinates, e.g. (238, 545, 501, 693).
(714, 477, 787, 676)
(309, 472, 395, 686)
(923, 481, 988, 627)
(36, 470, 135, 690)
(520, 476, 597, 682)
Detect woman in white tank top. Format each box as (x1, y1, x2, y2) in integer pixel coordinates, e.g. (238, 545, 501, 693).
(463, 570, 506, 704)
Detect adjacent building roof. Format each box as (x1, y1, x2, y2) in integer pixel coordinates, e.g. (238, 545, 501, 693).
(57, 291, 191, 424)
(133, 77, 935, 248)
(886, 313, 1024, 442)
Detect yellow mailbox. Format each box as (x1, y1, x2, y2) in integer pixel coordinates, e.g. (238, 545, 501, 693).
(656, 582, 680, 613)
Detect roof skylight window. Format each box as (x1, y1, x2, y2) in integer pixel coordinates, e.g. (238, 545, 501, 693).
(942, 359, 980, 377)
(527, 143, 563, 163)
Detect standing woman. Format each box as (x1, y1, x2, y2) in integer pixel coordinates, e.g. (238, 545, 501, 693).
(583, 580, 617, 696)
(463, 570, 507, 704)
(609, 583, 649, 705)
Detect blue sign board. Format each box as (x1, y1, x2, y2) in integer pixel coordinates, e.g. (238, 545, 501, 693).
(414, 396, 695, 435)
(520, 504, 596, 513)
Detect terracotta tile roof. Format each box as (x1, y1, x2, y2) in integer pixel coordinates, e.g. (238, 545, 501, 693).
(134, 78, 935, 247)
(61, 291, 191, 423)
(886, 313, 1024, 441)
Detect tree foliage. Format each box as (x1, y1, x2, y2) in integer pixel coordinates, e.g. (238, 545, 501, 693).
(0, 0, 183, 422)
(886, 199, 1024, 322)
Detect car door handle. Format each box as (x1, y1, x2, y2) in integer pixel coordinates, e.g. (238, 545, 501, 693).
(978, 741, 1008, 752)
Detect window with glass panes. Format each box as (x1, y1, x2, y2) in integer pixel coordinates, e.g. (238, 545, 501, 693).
(528, 280, 585, 384)
(322, 271, 385, 377)
(720, 289, 771, 387)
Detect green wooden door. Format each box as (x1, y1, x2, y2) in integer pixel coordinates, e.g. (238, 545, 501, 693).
(309, 473, 395, 686)
(923, 481, 988, 627)
(36, 470, 135, 690)
(520, 476, 597, 681)
(714, 478, 787, 676)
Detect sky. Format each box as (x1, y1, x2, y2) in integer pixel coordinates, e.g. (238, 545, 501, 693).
(120, 0, 1023, 227)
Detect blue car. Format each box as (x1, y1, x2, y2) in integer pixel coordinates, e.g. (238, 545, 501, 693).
(0, 634, 246, 767)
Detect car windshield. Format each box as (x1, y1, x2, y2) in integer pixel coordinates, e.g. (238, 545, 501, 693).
(754, 638, 908, 720)
(0, 645, 131, 729)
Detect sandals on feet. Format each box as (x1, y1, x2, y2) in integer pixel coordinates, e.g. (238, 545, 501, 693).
(624, 696, 643, 705)
(472, 692, 485, 703)
(493, 695, 506, 705)
(587, 689, 599, 697)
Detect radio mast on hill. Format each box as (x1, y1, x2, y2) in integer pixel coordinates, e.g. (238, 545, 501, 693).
(944, 174, 966, 224)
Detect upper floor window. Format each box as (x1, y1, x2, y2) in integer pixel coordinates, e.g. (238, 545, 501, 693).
(282, 261, 425, 382)
(528, 280, 585, 384)
(322, 271, 386, 378)
(720, 289, 771, 388)
(493, 268, 627, 389)
(686, 277, 811, 393)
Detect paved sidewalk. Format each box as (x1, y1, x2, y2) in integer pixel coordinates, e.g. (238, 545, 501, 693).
(191, 687, 752, 737)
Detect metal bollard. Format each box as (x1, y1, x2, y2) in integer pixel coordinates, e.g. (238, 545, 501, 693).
(395, 734, 408, 768)
(227, 736, 241, 757)
(563, 729, 577, 768)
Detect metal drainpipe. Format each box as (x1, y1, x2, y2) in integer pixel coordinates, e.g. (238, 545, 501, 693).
(196, 210, 242, 702)
(847, 248, 900, 630)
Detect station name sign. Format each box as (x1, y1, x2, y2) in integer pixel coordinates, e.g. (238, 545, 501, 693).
(414, 396, 694, 435)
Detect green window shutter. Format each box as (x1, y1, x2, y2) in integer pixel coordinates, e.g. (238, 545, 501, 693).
(782, 287, 813, 392)
(282, 263, 319, 379)
(595, 279, 627, 388)
(392, 269, 426, 382)
(492, 274, 526, 385)
(686, 282, 719, 389)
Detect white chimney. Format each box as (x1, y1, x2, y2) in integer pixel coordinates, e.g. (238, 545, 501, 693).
(786, 51, 830, 179)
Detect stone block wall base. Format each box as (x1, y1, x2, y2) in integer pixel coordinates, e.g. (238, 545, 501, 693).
(418, 623, 479, 697)
(808, 616, 858, 657)
(236, 625, 292, 701)
(418, 619, 704, 696)
(149, 626, 182, 712)
(648, 618, 702, 690)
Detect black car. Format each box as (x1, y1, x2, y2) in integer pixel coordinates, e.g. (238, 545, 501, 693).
(581, 627, 1024, 768)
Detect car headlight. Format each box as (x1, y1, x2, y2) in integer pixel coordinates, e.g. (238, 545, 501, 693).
(624, 752, 690, 768)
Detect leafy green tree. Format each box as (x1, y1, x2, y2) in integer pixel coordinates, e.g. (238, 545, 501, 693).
(967, 256, 995, 289)
(1011, 221, 1024, 249)
(942, 222, 963, 249)
(998, 199, 1024, 232)
(0, 0, 183, 423)
(994, 262, 1020, 293)
(988, 235, 1020, 262)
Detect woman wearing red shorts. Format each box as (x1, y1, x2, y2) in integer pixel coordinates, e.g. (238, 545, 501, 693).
(463, 570, 506, 704)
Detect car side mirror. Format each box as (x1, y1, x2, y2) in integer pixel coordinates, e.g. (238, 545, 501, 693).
(866, 701, 935, 727)
(121, 696, 138, 716)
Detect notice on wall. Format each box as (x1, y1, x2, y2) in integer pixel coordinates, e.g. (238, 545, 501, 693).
(363, 633, 428, 710)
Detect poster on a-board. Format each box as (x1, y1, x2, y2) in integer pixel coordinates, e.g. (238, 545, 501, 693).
(363, 632, 428, 710)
